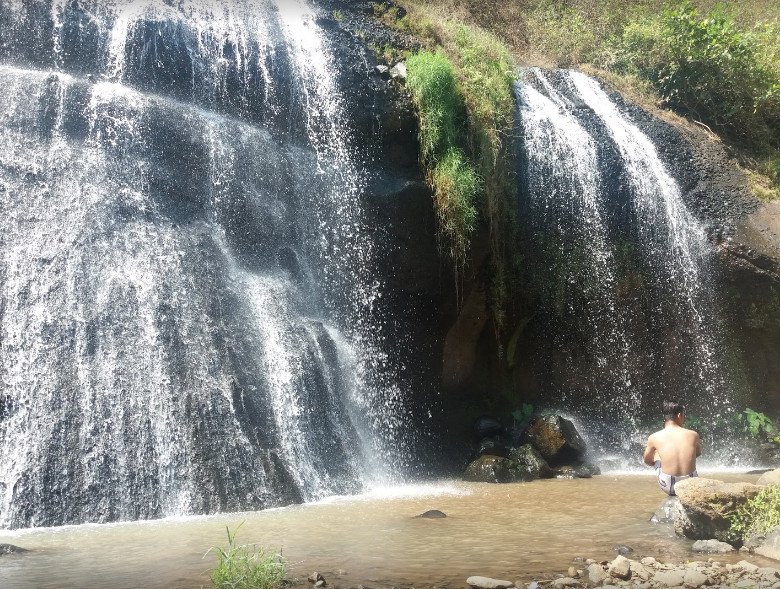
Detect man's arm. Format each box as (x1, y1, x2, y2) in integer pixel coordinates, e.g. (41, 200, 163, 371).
(694, 432, 702, 457)
(643, 436, 657, 466)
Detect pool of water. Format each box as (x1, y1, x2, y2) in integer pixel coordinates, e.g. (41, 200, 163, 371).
(0, 473, 774, 589)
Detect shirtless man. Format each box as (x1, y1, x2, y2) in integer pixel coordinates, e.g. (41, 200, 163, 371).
(642, 400, 702, 496)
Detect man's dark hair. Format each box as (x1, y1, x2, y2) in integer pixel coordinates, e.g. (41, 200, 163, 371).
(663, 400, 685, 421)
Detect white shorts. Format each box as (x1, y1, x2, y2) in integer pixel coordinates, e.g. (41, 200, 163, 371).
(655, 461, 697, 496)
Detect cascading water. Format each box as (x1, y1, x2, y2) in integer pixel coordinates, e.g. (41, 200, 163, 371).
(0, 0, 413, 529)
(516, 69, 734, 461)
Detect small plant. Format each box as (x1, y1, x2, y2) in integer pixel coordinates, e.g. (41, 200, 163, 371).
(730, 484, 780, 541)
(332, 9, 344, 22)
(208, 523, 286, 589)
(512, 403, 534, 430)
(743, 408, 773, 438)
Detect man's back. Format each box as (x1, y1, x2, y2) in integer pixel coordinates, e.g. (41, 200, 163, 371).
(646, 425, 700, 476)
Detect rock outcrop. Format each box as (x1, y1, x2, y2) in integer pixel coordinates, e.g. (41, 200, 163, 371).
(464, 415, 592, 482)
(522, 415, 587, 465)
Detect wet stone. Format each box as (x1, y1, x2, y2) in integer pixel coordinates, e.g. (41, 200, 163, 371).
(466, 577, 514, 589)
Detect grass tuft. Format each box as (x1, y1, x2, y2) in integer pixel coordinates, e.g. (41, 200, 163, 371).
(406, 50, 480, 265)
(208, 523, 286, 589)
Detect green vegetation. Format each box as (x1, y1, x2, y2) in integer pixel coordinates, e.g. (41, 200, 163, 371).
(405, 50, 480, 267)
(730, 484, 780, 540)
(512, 402, 534, 430)
(376, 2, 518, 332)
(743, 407, 774, 437)
(612, 4, 780, 148)
(332, 9, 344, 22)
(397, 0, 780, 200)
(685, 407, 774, 442)
(209, 524, 286, 589)
(533, 0, 780, 198)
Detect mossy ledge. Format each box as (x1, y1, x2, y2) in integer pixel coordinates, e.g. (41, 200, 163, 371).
(373, 1, 518, 335)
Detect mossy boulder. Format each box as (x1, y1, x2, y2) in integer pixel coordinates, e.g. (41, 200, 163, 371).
(523, 415, 587, 465)
(507, 444, 554, 481)
(463, 455, 515, 483)
(673, 478, 763, 544)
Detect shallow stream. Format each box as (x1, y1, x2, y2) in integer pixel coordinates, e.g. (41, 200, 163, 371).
(0, 473, 773, 589)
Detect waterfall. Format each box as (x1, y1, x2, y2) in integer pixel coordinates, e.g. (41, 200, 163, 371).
(516, 69, 733, 458)
(0, 0, 411, 528)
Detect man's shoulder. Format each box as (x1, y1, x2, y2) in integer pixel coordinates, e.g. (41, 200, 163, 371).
(647, 429, 664, 443)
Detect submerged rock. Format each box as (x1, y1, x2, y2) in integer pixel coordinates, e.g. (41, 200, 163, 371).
(649, 496, 678, 524)
(523, 415, 586, 465)
(0, 543, 28, 555)
(308, 572, 325, 584)
(692, 539, 735, 553)
(415, 509, 446, 518)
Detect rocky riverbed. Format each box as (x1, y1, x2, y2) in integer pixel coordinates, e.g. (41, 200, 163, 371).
(463, 555, 780, 589)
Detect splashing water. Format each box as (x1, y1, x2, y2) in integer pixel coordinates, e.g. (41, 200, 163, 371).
(0, 0, 412, 528)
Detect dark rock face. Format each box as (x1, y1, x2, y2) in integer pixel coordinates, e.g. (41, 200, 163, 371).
(523, 416, 586, 466)
(441, 66, 780, 467)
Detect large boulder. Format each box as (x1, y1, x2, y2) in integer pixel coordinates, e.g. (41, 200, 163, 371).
(463, 455, 515, 483)
(507, 444, 554, 481)
(523, 415, 586, 465)
(672, 478, 763, 544)
(757, 468, 780, 486)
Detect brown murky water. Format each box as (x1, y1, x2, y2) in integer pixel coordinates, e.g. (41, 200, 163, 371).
(0, 473, 774, 589)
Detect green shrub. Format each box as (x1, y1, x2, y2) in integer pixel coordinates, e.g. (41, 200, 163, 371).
(730, 485, 780, 540)
(209, 524, 286, 589)
(613, 3, 780, 146)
